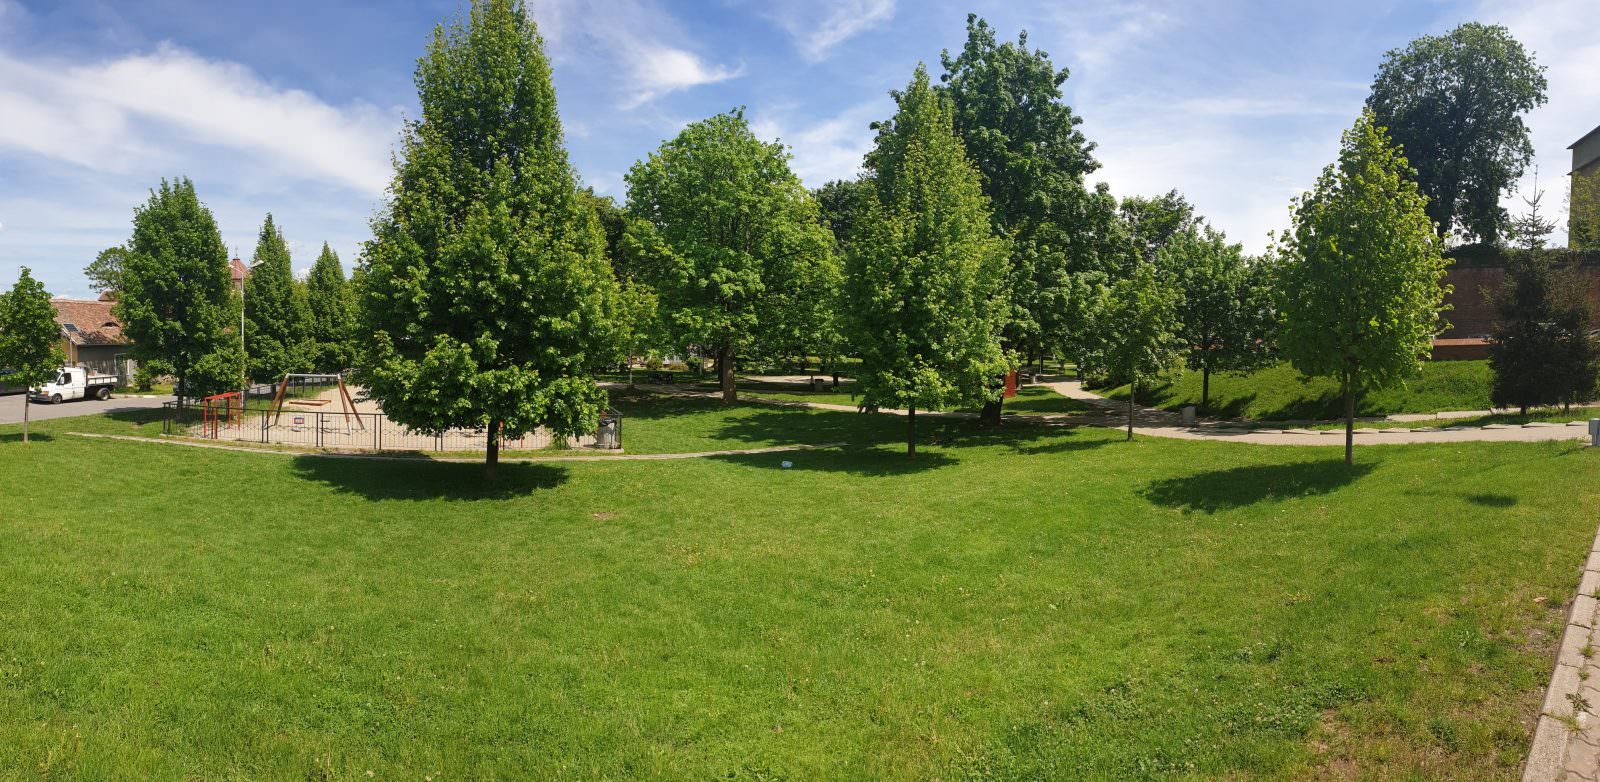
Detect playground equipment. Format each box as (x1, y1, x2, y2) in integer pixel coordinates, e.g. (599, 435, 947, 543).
(200, 391, 242, 439)
(268, 373, 365, 431)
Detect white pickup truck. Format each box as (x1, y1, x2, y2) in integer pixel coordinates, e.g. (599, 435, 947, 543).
(30, 367, 118, 404)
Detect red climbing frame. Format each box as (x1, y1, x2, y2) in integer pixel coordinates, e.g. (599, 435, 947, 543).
(201, 391, 242, 439)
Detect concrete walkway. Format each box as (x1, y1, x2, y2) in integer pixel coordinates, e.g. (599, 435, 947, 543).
(1038, 378, 1596, 446)
(1523, 526, 1600, 781)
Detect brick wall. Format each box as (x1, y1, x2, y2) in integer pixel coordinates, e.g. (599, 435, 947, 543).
(1439, 251, 1600, 339)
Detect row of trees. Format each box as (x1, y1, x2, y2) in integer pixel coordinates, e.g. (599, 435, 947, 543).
(87, 209, 357, 388)
(70, 3, 1533, 473)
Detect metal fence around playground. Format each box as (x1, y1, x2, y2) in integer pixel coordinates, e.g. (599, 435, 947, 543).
(160, 400, 621, 453)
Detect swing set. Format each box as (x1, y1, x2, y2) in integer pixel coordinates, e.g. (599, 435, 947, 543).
(267, 373, 366, 431)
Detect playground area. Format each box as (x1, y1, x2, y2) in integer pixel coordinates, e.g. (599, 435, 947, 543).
(164, 375, 620, 453)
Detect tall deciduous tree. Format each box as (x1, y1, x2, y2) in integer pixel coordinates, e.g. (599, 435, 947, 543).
(1572, 173, 1600, 250)
(625, 109, 835, 401)
(1083, 264, 1182, 440)
(243, 214, 311, 382)
(1489, 252, 1599, 413)
(1366, 22, 1547, 243)
(1159, 226, 1277, 412)
(357, 0, 619, 480)
(1121, 190, 1200, 266)
(83, 246, 129, 296)
(814, 178, 872, 249)
(937, 14, 1099, 421)
(118, 177, 241, 415)
(0, 267, 65, 443)
(305, 243, 354, 372)
(846, 65, 1010, 456)
(1276, 112, 1449, 464)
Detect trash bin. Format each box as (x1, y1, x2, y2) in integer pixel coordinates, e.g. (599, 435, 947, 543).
(1589, 418, 1599, 447)
(595, 417, 619, 449)
(1181, 405, 1197, 426)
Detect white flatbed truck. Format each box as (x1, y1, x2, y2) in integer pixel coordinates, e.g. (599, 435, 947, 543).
(29, 367, 118, 404)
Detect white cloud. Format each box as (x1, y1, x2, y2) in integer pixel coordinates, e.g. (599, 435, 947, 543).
(760, 0, 896, 63)
(1046, 1, 1178, 68)
(0, 44, 397, 194)
(750, 99, 888, 186)
(531, 0, 740, 108)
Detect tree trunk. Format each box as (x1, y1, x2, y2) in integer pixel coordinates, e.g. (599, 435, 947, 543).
(1343, 374, 1355, 466)
(718, 345, 736, 403)
(980, 397, 1003, 426)
(1127, 383, 1135, 441)
(1201, 366, 1211, 414)
(907, 405, 917, 457)
(485, 418, 500, 482)
(22, 392, 30, 444)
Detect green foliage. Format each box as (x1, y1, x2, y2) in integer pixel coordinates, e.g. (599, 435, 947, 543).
(846, 65, 1010, 442)
(83, 246, 129, 295)
(814, 177, 872, 249)
(1121, 190, 1200, 265)
(1571, 171, 1600, 250)
(0, 267, 65, 441)
(1489, 252, 1599, 411)
(305, 243, 355, 373)
(243, 214, 311, 382)
(1083, 264, 1183, 437)
(1159, 226, 1277, 409)
(625, 109, 836, 398)
(1276, 112, 1449, 460)
(937, 14, 1101, 365)
(117, 177, 241, 401)
(1507, 179, 1558, 251)
(1365, 22, 1548, 243)
(357, 0, 619, 474)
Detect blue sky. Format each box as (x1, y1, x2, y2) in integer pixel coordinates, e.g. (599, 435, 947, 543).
(1, 0, 1595, 298)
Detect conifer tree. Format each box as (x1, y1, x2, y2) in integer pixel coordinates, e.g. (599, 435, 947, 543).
(357, 0, 619, 479)
(846, 65, 1010, 456)
(1489, 252, 1600, 413)
(243, 214, 310, 382)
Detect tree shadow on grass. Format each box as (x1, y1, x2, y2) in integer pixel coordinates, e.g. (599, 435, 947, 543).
(1141, 461, 1375, 514)
(0, 431, 55, 443)
(289, 455, 568, 501)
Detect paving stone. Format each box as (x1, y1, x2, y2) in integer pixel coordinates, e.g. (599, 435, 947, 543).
(1380, 428, 1412, 433)
(1483, 424, 1512, 430)
(1559, 626, 1595, 671)
(1546, 661, 1587, 715)
(1580, 570, 1600, 600)
(1577, 595, 1600, 628)
(1587, 548, 1600, 574)
(1526, 716, 1571, 782)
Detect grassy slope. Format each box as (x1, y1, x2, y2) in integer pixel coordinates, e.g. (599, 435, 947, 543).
(1104, 361, 1493, 421)
(1, 404, 1594, 779)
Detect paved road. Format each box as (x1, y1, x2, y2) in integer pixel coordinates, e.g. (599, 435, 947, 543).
(0, 391, 174, 425)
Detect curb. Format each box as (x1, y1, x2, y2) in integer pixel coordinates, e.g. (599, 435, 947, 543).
(1524, 528, 1600, 781)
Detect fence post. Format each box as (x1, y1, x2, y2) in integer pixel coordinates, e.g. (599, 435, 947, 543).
(317, 412, 324, 448)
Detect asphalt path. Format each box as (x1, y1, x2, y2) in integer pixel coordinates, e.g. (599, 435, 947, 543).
(0, 391, 174, 425)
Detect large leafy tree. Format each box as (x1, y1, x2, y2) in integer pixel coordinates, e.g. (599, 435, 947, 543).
(1159, 226, 1277, 412)
(1569, 173, 1600, 250)
(83, 246, 129, 296)
(243, 214, 311, 382)
(305, 243, 354, 372)
(118, 177, 242, 413)
(1121, 190, 1200, 266)
(846, 65, 1010, 456)
(625, 109, 835, 401)
(814, 178, 872, 249)
(0, 267, 65, 443)
(1081, 264, 1183, 440)
(1489, 252, 1599, 413)
(357, 0, 620, 479)
(1365, 22, 1547, 243)
(1276, 112, 1449, 465)
(937, 14, 1098, 420)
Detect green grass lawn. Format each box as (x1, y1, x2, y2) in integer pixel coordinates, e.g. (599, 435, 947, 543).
(2, 400, 1593, 779)
(1103, 360, 1493, 421)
